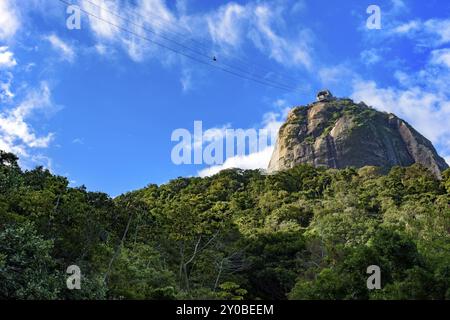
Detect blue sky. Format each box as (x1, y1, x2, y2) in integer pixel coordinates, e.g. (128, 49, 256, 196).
(1, 0, 450, 195)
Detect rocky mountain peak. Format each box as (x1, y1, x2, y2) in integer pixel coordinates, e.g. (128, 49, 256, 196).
(268, 92, 449, 178)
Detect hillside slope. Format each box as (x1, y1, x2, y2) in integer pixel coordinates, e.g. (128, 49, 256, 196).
(1, 150, 449, 300)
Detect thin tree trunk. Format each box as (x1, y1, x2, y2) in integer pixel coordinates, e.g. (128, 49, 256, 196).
(183, 236, 202, 291)
(104, 212, 133, 283)
(214, 258, 225, 291)
(179, 243, 185, 288)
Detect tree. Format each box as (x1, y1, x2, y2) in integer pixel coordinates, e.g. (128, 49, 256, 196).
(442, 168, 450, 194)
(0, 222, 61, 299)
(217, 282, 247, 300)
(243, 231, 306, 299)
(98, 243, 176, 300)
(1, 149, 449, 300)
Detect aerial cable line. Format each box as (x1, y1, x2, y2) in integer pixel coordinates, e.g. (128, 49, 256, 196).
(85, 0, 214, 51)
(60, 0, 300, 92)
(80, 0, 298, 91)
(74, 0, 301, 91)
(58, 0, 302, 93)
(58, 0, 297, 92)
(82, 0, 304, 86)
(85, 0, 299, 87)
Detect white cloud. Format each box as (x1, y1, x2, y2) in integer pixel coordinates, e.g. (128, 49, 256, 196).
(95, 43, 108, 55)
(138, 0, 177, 29)
(0, 71, 14, 102)
(45, 34, 76, 62)
(82, 0, 122, 40)
(291, 0, 306, 14)
(180, 68, 193, 92)
(393, 20, 420, 34)
(94, 43, 116, 56)
(319, 64, 355, 87)
(72, 138, 84, 145)
(360, 49, 382, 65)
(0, 0, 20, 40)
(0, 82, 55, 157)
(391, 0, 407, 11)
(82, 0, 177, 62)
(198, 146, 273, 177)
(81, 0, 313, 70)
(207, 3, 246, 48)
(0, 82, 14, 101)
(249, 4, 312, 69)
(0, 46, 17, 68)
(423, 19, 450, 44)
(430, 48, 450, 69)
(392, 18, 450, 46)
(205, 2, 313, 68)
(176, 0, 188, 15)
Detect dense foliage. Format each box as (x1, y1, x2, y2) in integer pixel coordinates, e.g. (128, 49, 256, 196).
(1, 150, 449, 300)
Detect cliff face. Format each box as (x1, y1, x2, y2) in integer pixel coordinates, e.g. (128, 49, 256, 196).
(268, 95, 449, 177)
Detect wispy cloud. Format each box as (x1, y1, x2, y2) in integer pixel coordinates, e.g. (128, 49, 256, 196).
(180, 68, 192, 92)
(392, 20, 420, 34)
(0, 5, 61, 169)
(360, 49, 382, 66)
(318, 64, 355, 87)
(198, 146, 274, 177)
(250, 4, 312, 69)
(82, 0, 176, 62)
(81, 0, 314, 71)
(0, 82, 55, 159)
(392, 18, 450, 47)
(0, 46, 17, 69)
(72, 138, 84, 145)
(0, 71, 14, 102)
(207, 3, 247, 48)
(430, 48, 450, 69)
(206, 1, 313, 69)
(45, 34, 76, 62)
(0, 0, 20, 40)
(81, 0, 122, 40)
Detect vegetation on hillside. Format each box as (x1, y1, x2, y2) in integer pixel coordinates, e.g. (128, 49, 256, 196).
(1, 150, 449, 300)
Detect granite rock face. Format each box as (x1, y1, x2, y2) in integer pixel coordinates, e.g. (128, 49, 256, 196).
(268, 95, 449, 178)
